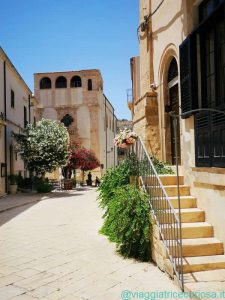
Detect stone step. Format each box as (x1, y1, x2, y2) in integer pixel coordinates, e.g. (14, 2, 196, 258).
(154, 196, 197, 209)
(147, 185, 190, 197)
(162, 222, 214, 239)
(157, 175, 184, 186)
(158, 208, 205, 224)
(164, 185, 190, 197)
(168, 238, 224, 257)
(169, 196, 197, 209)
(180, 255, 225, 273)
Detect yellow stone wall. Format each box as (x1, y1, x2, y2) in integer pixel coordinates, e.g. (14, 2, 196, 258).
(134, 0, 225, 245)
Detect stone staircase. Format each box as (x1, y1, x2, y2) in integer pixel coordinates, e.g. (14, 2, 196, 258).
(156, 175, 225, 276)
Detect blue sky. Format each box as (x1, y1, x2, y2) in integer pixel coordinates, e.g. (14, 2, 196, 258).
(0, 0, 139, 120)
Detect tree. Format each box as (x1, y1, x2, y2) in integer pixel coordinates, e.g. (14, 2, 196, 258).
(66, 146, 100, 182)
(14, 119, 69, 175)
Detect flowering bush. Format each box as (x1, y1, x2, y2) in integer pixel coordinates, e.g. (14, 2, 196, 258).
(114, 129, 137, 148)
(13, 118, 69, 175)
(68, 147, 100, 171)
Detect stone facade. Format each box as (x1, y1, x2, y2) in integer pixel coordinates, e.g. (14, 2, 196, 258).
(34, 70, 117, 177)
(132, 0, 225, 246)
(0, 47, 38, 196)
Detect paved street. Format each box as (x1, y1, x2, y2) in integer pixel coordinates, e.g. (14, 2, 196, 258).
(0, 188, 181, 300)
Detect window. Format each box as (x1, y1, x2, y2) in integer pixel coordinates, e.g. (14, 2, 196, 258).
(199, 0, 223, 21)
(105, 113, 108, 129)
(195, 13, 225, 167)
(88, 79, 92, 90)
(179, 34, 198, 117)
(40, 77, 51, 89)
(71, 76, 82, 88)
(55, 76, 67, 88)
(11, 90, 15, 108)
(24, 106, 28, 128)
(168, 58, 178, 82)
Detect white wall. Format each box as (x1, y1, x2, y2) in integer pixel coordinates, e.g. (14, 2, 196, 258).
(0, 56, 6, 195)
(99, 95, 117, 172)
(5, 64, 31, 177)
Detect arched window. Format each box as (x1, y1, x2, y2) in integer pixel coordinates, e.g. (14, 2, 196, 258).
(40, 77, 51, 89)
(55, 76, 67, 88)
(88, 79, 92, 90)
(167, 57, 178, 83)
(71, 76, 82, 88)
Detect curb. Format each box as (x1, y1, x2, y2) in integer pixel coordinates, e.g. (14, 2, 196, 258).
(0, 193, 57, 214)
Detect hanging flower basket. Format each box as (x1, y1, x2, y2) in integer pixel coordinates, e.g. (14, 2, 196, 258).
(114, 128, 138, 149)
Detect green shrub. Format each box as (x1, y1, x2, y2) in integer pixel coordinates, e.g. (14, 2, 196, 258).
(98, 160, 130, 209)
(100, 185, 152, 262)
(126, 152, 174, 175)
(36, 180, 53, 193)
(125, 152, 141, 176)
(8, 174, 20, 185)
(151, 156, 174, 174)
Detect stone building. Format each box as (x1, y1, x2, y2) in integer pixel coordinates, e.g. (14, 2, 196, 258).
(34, 70, 117, 177)
(131, 0, 225, 283)
(0, 47, 38, 196)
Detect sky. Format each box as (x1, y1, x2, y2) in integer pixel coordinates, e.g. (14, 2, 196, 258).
(0, 0, 139, 120)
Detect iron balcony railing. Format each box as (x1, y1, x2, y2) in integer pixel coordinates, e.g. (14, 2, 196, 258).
(131, 137, 184, 290)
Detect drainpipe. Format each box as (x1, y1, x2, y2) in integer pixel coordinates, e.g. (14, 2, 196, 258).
(28, 94, 31, 124)
(105, 96, 107, 170)
(3, 61, 7, 193)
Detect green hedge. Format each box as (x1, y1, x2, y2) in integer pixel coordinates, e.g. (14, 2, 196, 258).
(36, 181, 53, 193)
(98, 159, 130, 210)
(98, 152, 173, 262)
(100, 185, 152, 261)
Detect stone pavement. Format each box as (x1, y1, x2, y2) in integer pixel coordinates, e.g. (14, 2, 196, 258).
(0, 193, 50, 213)
(0, 188, 184, 300)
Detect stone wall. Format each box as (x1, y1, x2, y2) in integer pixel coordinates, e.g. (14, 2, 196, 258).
(133, 91, 161, 158)
(34, 70, 116, 176)
(151, 223, 174, 279)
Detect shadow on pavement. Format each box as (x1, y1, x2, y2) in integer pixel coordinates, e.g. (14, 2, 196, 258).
(0, 188, 89, 227)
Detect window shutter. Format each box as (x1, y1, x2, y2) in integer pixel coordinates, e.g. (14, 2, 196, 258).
(211, 112, 225, 167)
(179, 34, 198, 118)
(195, 111, 225, 167)
(195, 113, 212, 167)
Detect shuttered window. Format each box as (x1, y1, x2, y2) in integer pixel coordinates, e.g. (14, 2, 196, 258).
(179, 34, 198, 118)
(195, 2, 225, 167)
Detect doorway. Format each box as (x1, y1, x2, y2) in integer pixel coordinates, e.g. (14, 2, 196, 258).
(167, 58, 181, 165)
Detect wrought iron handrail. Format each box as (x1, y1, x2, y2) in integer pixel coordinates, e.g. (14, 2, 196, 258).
(131, 137, 184, 290)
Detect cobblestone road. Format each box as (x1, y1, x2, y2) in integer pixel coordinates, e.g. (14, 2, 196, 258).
(0, 188, 181, 300)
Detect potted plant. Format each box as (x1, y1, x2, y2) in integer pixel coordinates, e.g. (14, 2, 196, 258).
(114, 128, 137, 149)
(8, 174, 19, 194)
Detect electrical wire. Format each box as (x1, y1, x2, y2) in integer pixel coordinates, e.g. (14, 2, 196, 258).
(137, 0, 165, 41)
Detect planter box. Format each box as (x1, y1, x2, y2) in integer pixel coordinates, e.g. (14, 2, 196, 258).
(9, 184, 17, 194)
(63, 179, 73, 190)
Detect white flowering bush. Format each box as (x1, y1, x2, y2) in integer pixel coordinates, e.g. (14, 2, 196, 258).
(114, 128, 137, 148)
(13, 119, 69, 175)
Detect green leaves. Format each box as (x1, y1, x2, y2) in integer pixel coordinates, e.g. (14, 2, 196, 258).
(151, 156, 174, 174)
(98, 160, 130, 209)
(13, 118, 69, 175)
(100, 185, 152, 261)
